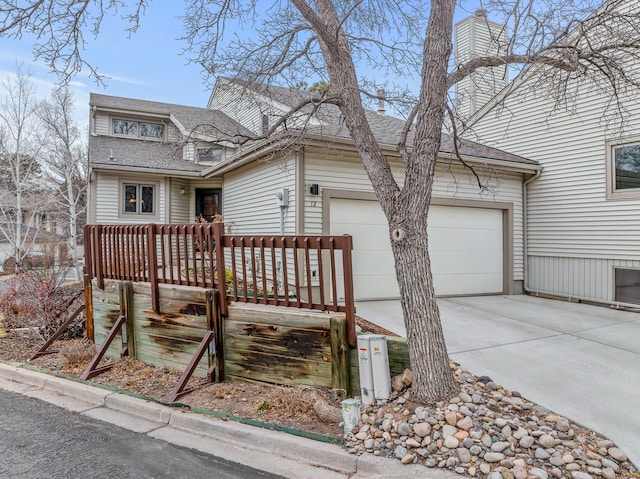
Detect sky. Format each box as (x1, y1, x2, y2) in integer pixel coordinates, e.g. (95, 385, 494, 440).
(0, 2, 484, 130)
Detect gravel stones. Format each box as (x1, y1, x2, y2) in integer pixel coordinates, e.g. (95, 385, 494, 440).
(344, 362, 637, 479)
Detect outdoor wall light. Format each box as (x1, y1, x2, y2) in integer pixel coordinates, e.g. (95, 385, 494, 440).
(180, 188, 186, 195)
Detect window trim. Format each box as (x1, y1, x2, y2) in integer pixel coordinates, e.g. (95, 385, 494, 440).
(120, 181, 159, 218)
(196, 145, 224, 165)
(111, 117, 166, 141)
(605, 135, 640, 200)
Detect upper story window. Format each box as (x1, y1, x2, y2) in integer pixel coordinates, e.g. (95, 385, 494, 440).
(113, 119, 164, 139)
(197, 145, 224, 164)
(606, 137, 640, 199)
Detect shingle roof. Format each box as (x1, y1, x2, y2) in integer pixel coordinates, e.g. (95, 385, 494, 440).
(89, 93, 253, 173)
(222, 78, 536, 166)
(90, 93, 253, 140)
(90, 136, 205, 173)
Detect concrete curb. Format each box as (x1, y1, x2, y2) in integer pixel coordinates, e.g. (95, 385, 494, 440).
(0, 361, 466, 478)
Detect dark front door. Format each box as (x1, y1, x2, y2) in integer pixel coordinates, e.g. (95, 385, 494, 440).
(195, 188, 222, 222)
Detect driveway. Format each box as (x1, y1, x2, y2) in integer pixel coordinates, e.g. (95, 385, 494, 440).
(355, 295, 640, 467)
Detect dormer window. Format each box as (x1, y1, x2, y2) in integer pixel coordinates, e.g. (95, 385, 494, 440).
(197, 145, 224, 164)
(113, 119, 164, 139)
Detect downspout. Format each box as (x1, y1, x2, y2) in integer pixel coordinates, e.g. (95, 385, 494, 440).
(522, 168, 541, 294)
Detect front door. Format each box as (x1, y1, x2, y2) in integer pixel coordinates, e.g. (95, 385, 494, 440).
(195, 188, 222, 221)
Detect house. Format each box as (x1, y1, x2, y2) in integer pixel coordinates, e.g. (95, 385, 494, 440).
(462, 2, 640, 306)
(88, 80, 540, 301)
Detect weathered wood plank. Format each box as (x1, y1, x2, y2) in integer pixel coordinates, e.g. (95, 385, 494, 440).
(225, 321, 330, 361)
(225, 357, 332, 388)
(135, 341, 209, 377)
(228, 303, 331, 329)
(330, 317, 350, 400)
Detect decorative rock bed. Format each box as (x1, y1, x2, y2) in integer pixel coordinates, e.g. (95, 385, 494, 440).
(344, 362, 638, 479)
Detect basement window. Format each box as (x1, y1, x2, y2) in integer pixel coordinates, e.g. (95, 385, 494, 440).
(614, 268, 640, 305)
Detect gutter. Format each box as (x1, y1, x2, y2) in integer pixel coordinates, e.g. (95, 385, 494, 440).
(91, 162, 204, 178)
(203, 131, 540, 177)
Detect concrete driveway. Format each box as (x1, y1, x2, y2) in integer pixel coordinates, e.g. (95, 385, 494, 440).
(355, 294, 640, 466)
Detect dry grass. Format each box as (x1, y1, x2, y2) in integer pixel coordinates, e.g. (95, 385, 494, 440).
(58, 338, 95, 368)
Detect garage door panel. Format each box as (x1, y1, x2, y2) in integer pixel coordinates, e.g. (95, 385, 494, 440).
(434, 273, 503, 296)
(330, 198, 505, 300)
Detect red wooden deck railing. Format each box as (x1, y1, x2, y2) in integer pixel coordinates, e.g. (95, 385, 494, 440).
(84, 223, 356, 346)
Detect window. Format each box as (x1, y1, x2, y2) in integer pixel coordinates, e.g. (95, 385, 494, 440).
(197, 145, 224, 164)
(606, 137, 640, 199)
(614, 268, 640, 305)
(123, 183, 155, 214)
(113, 119, 164, 139)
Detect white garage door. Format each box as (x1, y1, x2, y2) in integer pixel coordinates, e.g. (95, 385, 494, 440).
(329, 198, 504, 300)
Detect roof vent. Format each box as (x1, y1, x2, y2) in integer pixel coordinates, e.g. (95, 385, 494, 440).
(377, 89, 386, 115)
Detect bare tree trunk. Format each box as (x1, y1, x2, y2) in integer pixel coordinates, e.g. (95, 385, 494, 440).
(391, 209, 458, 403)
(66, 170, 80, 281)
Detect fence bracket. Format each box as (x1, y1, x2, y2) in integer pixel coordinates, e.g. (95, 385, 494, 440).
(80, 315, 128, 380)
(30, 304, 86, 361)
(165, 331, 216, 403)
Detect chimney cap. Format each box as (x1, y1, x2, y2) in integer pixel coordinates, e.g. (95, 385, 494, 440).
(474, 8, 488, 17)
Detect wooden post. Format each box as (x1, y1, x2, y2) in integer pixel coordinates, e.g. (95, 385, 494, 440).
(120, 281, 136, 359)
(83, 271, 94, 342)
(330, 316, 350, 401)
(93, 225, 105, 290)
(146, 224, 159, 312)
(207, 289, 225, 382)
(341, 235, 356, 348)
(213, 222, 228, 317)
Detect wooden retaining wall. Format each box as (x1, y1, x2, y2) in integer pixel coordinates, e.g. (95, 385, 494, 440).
(93, 280, 371, 396)
(93, 281, 212, 376)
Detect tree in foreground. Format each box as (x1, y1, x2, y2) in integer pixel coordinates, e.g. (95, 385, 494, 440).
(2, 0, 639, 402)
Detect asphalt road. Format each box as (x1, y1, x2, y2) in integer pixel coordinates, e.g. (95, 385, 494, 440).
(0, 389, 285, 479)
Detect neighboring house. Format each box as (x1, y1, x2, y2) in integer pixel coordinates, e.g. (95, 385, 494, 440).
(88, 84, 540, 301)
(464, 4, 640, 306)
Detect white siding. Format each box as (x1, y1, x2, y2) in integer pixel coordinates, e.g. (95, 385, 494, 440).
(209, 81, 282, 136)
(94, 172, 167, 224)
(303, 147, 525, 282)
(169, 178, 191, 223)
(528, 256, 640, 301)
(222, 155, 297, 235)
(208, 79, 322, 135)
(469, 59, 640, 301)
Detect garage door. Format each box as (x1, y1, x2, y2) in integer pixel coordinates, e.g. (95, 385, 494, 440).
(329, 198, 504, 300)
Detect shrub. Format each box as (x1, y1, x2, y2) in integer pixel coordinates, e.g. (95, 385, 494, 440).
(0, 267, 84, 341)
